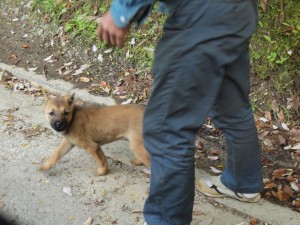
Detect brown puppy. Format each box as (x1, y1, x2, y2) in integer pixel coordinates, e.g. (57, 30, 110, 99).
(39, 94, 150, 176)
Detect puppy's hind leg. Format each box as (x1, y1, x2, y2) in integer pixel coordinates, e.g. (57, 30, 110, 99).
(129, 136, 150, 168)
(40, 137, 74, 171)
(85, 143, 108, 176)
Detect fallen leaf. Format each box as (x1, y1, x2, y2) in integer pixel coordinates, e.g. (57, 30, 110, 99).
(277, 189, 290, 202)
(121, 98, 132, 105)
(63, 70, 72, 75)
(195, 141, 203, 150)
(277, 110, 284, 122)
(63, 187, 72, 196)
(126, 50, 132, 58)
(290, 128, 300, 142)
(104, 48, 113, 54)
(8, 54, 17, 59)
(278, 135, 286, 146)
(281, 122, 289, 131)
(272, 168, 293, 178)
(37, 28, 44, 36)
(216, 163, 224, 170)
(101, 87, 110, 94)
(128, 67, 136, 74)
(282, 185, 293, 196)
(0, 71, 10, 82)
(204, 124, 214, 129)
(198, 218, 213, 225)
(271, 100, 279, 112)
(263, 138, 273, 147)
(80, 77, 90, 83)
(22, 43, 30, 48)
(256, 120, 270, 129)
(64, 62, 73, 66)
(209, 149, 219, 155)
(210, 166, 222, 174)
(192, 210, 203, 216)
(73, 64, 90, 75)
(21, 143, 30, 149)
(259, 117, 268, 123)
(261, 0, 268, 13)
(92, 45, 97, 52)
(207, 155, 219, 161)
(28, 67, 38, 72)
(261, 157, 270, 166)
(290, 182, 299, 192)
(286, 175, 296, 182)
(99, 81, 107, 88)
(43, 55, 53, 61)
(292, 198, 300, 207)
(291, 143, 300, 150)
(97, 54, 103, 62)
(144, 47, 154, 52)
(43, 54, 57, 63)
(130, 38, 136, 45)
(264, 181, 277, 189)
(83, 216, 93, 225)
(287, 95, 300, 112)
(282, 169, 294, 176)
(250, 217, 257, 225)
(264, 111, 272, 121)
(259, 130, 269, 139)
(68, 215, 74, 221)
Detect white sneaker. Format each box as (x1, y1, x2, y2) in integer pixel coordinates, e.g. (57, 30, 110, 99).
(196, 176, 260, 203)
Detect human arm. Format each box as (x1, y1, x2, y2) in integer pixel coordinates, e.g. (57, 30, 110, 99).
(97, 0, 155, 48)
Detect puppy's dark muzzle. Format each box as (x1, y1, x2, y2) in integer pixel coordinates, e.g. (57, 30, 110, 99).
(51, 120, 68, 132)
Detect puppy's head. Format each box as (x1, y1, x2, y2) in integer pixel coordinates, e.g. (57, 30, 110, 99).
(43, 93, 75, 132)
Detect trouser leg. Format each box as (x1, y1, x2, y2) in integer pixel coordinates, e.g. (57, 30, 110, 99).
(211, 48, 263, 193)
(143, 49, 223, 225)
(143, 0, 259, 224)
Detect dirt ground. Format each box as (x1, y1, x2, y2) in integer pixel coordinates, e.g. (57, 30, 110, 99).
(0, 3, 299, 217)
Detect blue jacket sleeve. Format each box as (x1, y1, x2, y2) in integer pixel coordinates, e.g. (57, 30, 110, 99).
(110, 0, 156, 28)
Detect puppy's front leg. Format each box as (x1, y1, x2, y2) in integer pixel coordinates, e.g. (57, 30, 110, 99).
(85, 143, 108, 176)
(39, 137, 74, 171)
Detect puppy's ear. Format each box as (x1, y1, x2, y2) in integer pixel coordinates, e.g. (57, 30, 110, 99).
(65, 93, 75, 106)
(44, 93, 51, 101)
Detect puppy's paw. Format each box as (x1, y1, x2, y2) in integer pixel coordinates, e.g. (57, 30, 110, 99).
(39, 161, 52, 171)
(94, 167, 108, 176)
(131, 159, 144, 166)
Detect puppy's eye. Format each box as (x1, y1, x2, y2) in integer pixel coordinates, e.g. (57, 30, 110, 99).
(49, 111, 54, 116)
(63, 111, 69, 116)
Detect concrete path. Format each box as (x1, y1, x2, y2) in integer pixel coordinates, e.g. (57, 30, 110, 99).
(0, 63, 299, 225)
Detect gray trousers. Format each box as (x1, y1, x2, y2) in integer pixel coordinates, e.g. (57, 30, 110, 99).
(143, 0, 263, 224)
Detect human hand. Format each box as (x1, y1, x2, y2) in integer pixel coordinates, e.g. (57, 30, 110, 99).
(97, 11, 130, 48)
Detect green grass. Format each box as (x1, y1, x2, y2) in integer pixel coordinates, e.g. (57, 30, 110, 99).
(251, 0, 300, 93)
(2, 0, 299, 117)
(31, 0, 299, 93)
(30, 0, 166, 73)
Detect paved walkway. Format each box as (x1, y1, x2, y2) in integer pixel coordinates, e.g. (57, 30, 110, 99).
(0, 63, 299, 225)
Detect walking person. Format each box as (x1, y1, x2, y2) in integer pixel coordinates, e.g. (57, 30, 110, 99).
(97, 0, 263, 224)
